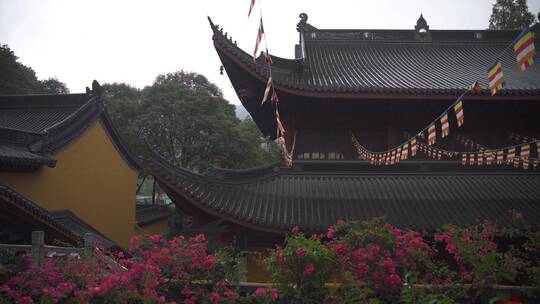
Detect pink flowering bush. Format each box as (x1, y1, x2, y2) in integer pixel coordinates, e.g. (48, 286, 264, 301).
(1, 234, 242, 304)
(264, 228, 336, 304)
(326, 219, 431, 302)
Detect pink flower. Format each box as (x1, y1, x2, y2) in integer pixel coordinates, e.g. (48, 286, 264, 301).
(388, 274, 401, 286)
(304, 263, 315, 276)
(194, 234, 206, 242)
(269, 288, 279, 301)
(255, 287, 266, 297)
(295, 247, 306, 257)
(149, 234, 162, 243)
(209, 292, 221, 303)
(203, 255, 215, 269)
(327, 225, 336, 239)
(291, 226, 300, 234)
(336, 219, 345, 225)
(335, 243, 349, 256)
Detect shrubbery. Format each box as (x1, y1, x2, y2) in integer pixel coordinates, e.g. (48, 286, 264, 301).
(1, 216, 540, 303)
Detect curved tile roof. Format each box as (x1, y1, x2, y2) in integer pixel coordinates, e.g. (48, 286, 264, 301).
(149, 150, 540, 233)
(210, 17, 540, 96)
(0, 82, 140, 170)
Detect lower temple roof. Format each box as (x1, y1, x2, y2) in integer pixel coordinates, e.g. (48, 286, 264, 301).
(148, 151, 540, 233)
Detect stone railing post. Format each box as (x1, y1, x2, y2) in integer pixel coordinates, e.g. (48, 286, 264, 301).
(31, 231, 44, 267)
(83, 233, 95, 260)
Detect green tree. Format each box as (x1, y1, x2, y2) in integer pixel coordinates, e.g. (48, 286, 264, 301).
(488, 0, 535, 30)
(102, 83, 144, 158)
(41, 77, 70, 94)
(102, 71, 279, 172)
(139, 71, 278, 171)
(0, 44, 43, 94)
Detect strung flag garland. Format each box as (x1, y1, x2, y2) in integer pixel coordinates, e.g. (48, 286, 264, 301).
(454, 100, 464, 127)
(512, 27, 536, 71)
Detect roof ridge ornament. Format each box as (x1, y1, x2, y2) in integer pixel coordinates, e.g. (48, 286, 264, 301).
(297, 13, 308, 32)
(414, 14, 431, 42)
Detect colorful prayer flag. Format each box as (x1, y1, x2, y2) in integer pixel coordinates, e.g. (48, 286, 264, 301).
(390, 150, 396, 165)
(454, 100, 464, 127)
(512, 27, 536, 71)
(428, 124, 436, 145)
(537, 142, 540, 158)
(440, 114, 449, 138)
(248, 0, 256, 17)
(523, 158, 530, 170)
(507, 148, 516, 164)
(402, 143, 409, 160)
(462, 153, 467, 165)
(514, 157, 520, 168)
(396, 146, 402, 163)
(437, 150, 442, 160)
(261, 76, 272, 104)
(411, 139, 417, 156)
(521, 144, 530, 159)
(468, 153, 475, 165)
(487, 62, 505, 95)
(486, 152, 494, 165)
(496, 150, 504, 164)
(253, 18, 264, 62)
(478, 153, 484, 166)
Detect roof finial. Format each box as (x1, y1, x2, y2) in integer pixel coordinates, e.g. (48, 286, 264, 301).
(297, 13, 308, 32)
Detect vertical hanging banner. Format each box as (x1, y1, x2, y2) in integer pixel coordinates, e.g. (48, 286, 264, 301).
(512, 27, 536, 71)
(411, 139, 417, 156)
(428, 124, 436, 145)
(261, 76, 272, 104)
(454, 100, 464, 127)
(253, 18, 264, 62)
(487, 61, 505, 95)
(248, 0, 256, 17)
(440, 114, 449, 138)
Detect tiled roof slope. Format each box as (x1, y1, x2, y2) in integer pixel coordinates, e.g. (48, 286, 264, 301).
(0, 183, 82, 245)
(210, 16, 540, 96)
(136, 205, 174, 226)
(0, 81, 140, 170)
(149, 151, 540, 233)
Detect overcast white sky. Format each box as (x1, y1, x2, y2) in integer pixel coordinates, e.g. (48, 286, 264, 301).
(1, 0, 539, 104)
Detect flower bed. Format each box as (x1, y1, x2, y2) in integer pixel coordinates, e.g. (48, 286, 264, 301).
(1, 214, 540, 303)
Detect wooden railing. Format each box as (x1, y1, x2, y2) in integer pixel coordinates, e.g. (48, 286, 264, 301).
(0, 231, 126, 271)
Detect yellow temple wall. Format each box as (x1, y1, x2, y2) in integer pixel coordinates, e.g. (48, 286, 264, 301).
(246, 249, 271, 282)
(0, 121, 139, 248)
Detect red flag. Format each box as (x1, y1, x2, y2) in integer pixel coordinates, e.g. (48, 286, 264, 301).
(253, 18, 264, 62)
(248, 0, 256, 17)
(261, 77, 272, 104)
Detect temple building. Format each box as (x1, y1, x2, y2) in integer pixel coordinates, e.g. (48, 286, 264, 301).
(0, 81, 141, 249)
(147, 14, 540, 281)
